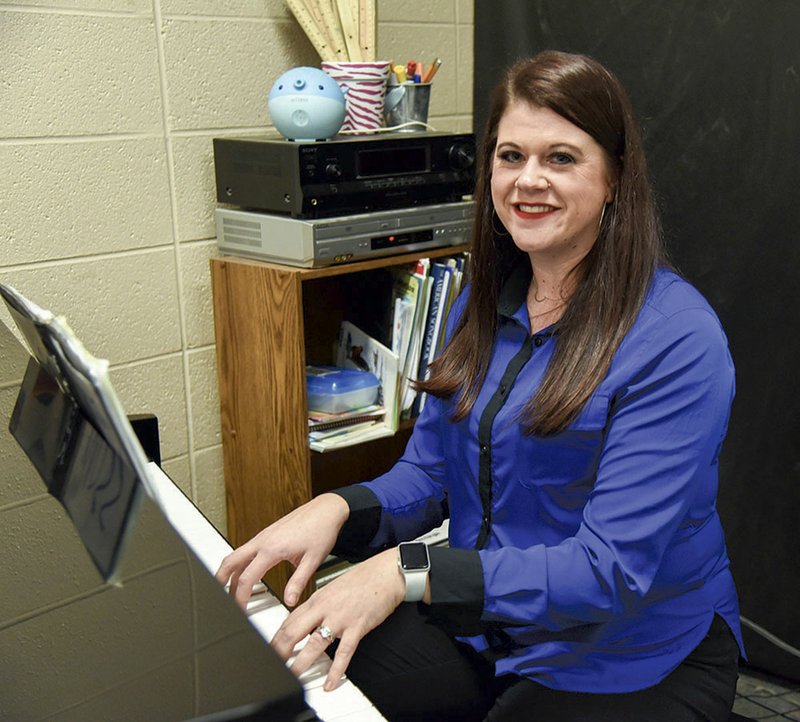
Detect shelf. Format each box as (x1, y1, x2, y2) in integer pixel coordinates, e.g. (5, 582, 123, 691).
(210, 245, 466, 597)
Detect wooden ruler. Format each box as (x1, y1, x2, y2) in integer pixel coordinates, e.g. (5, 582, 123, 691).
(334, 0, 362, 62)
(357, 0, 376, 61)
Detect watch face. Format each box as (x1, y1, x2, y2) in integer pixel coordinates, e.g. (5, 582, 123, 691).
(399, 543, 429, 570)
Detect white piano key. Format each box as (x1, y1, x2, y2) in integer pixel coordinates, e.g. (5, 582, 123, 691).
(324, 708, 388, 722)
(304, 678, 382, 720)
(245, 589, 283, 616)
(297, 657, 332, 685)
(247, 603, 290, 641)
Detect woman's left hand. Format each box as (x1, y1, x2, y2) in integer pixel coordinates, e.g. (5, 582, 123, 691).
(270, 548, 406, 691)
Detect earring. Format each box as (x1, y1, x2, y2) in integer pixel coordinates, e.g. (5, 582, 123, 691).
(597, 201, 611, 234)
(491, 209, 508, 236)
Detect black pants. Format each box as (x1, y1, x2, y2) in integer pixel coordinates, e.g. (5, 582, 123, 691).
(338, 606, 740, 721)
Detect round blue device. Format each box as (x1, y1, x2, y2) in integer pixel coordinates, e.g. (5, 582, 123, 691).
(268, 67, 346, 142)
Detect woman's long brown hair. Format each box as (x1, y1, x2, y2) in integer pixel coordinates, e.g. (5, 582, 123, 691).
(417, 51, 667, 435)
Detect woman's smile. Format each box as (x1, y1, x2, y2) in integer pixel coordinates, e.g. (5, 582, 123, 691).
(513, 203, 559, 219)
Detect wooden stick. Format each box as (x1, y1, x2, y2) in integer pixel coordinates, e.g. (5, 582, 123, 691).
(357, 0, 375, 61)
(334, 0, 362, 61)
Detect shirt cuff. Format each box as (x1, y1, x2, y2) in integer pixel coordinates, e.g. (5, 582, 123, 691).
(422, 546, 485, 635)
(329, 484, 382, 561)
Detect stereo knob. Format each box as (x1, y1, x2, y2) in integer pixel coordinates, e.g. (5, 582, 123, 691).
(448, 142, 475, 170)
(324, 162, 342, 180)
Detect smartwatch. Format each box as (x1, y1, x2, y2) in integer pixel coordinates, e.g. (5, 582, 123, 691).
(397, 542, 430, 602)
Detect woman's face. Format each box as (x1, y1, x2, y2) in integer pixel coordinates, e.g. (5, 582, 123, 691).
(491, 101, 615, 267)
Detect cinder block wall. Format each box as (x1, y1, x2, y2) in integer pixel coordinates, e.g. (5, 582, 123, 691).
(0, 3, 473, 714)
(0, 0, 474, 535)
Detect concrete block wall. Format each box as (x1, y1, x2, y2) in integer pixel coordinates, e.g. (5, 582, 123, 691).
(0, 0, 474, 533)
(0, 2, 473, 715)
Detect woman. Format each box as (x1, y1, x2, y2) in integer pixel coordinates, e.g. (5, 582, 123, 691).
(217, 51, 744, 720)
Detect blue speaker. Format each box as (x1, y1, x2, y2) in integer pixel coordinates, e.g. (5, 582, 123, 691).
(268, 67, 346, 142)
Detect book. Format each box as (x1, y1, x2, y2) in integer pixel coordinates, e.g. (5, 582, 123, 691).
(336, 320, 400, 432)
(308, 404, 385, 432)
(390, 268, 424, 412)
(414, 262, 452, 415)
(309, 419, 383, 443)
(308, 421, 394, 452)
(392, 290, 417, 373)
(398, 263, 433, 416)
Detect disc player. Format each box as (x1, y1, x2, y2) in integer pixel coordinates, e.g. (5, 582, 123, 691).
(215, 200, 474, 268)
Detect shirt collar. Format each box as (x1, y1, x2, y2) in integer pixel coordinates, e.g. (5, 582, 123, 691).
(497, 262, 532, 319)
(497, 261, 559, 336)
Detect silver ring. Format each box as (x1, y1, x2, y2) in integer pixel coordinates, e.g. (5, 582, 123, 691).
(316, 624, 335, 644)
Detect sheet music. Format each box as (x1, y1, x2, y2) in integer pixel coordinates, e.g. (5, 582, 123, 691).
(146, 463, 385, 721)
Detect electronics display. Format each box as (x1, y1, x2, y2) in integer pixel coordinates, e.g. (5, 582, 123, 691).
(398, 541, 430, 602)
(215, 200, 474, 268)
(213, 131, 476, 219)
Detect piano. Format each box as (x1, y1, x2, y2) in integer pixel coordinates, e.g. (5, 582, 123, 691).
(0, 282, 383, 721)
(148, 460, 385, 721)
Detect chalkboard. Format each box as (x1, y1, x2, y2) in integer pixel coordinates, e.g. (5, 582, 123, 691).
(475, 0, 800, 680)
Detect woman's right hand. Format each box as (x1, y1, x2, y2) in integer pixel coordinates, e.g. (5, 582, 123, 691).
(214, 492, 350, 609)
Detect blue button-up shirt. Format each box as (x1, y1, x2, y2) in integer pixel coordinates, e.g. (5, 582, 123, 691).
(335, 264, 744, 693)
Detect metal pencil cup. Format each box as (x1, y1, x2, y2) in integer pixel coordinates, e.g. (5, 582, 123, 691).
(384, 83, 431, 131)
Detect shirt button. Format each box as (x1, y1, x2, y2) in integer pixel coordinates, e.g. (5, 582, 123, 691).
(534, 336, 544, 347)
(480, 444, 488, 455)
(482, 516, 489, 525)
(499, 384, 507, 395)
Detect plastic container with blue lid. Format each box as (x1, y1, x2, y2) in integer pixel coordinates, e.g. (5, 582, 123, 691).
(306, 366, 380, 413)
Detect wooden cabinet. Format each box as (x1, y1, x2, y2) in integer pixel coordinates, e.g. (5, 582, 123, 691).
(210, 245, 467, 596)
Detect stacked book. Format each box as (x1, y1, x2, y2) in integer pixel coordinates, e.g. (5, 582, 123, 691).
(308, 404, 387, 448)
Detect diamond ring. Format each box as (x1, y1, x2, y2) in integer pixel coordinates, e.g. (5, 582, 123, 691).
(316, 624, 335, 644)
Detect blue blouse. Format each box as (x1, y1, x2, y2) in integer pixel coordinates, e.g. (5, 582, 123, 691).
(334, 264, 745, 693)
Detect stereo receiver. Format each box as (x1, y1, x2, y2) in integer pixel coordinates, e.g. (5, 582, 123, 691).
(215, 201, 474, 268)
(213, 132, 476, 219)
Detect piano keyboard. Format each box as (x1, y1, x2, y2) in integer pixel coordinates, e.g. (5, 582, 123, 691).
(145, 462, 385, 721)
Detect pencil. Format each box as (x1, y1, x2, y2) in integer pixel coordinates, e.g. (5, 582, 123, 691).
(422, 58, 442, 83)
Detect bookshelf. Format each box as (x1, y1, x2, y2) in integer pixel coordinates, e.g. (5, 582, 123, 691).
(210, 244, 468, 597)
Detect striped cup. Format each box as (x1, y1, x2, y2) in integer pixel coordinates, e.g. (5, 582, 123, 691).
(321, 61, 391, 132)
